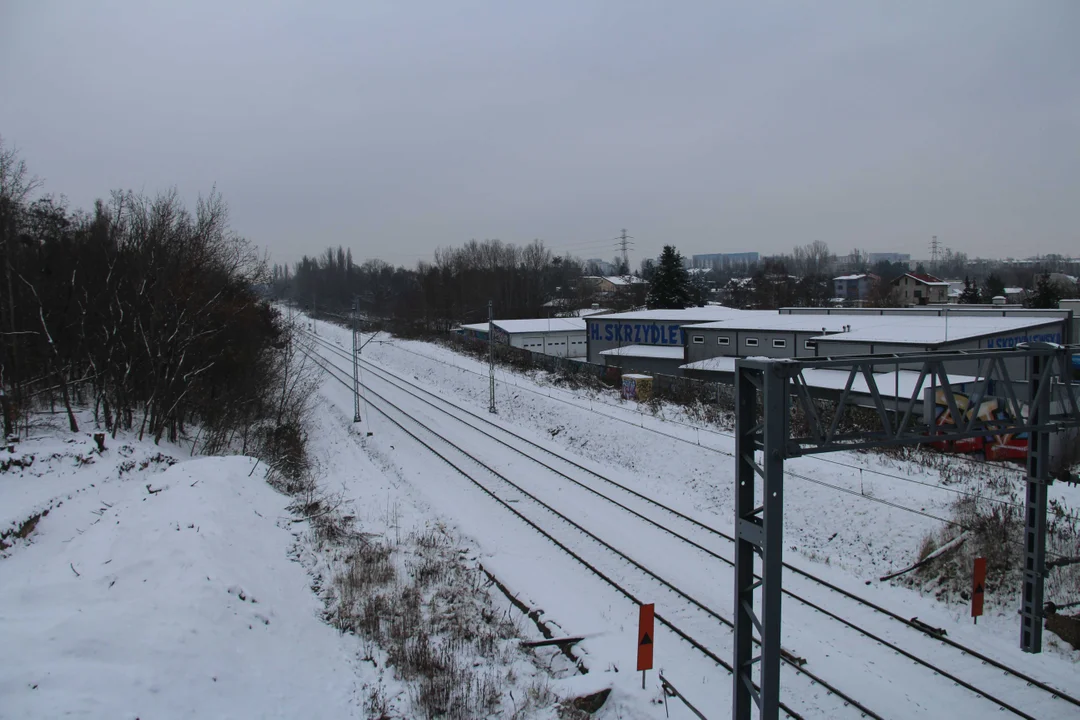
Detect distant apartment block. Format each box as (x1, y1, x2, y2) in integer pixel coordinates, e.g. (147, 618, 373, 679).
(868, 252, 911, 264)
(833, 273, 878, 301)
(691, 252, 760, 269)
(586, 258, 616, 275)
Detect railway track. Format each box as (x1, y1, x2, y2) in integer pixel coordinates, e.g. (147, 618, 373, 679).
(381, 340, 1063, 524)
(302, 338, 871, 718)
(306, 330, 1079, 718)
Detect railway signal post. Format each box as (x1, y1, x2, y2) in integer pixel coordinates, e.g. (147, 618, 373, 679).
(638, 603, 654, 689)
(732, 344, 1080, 720)
(351, 299, 362, 423)
(488, 300, 496, 414)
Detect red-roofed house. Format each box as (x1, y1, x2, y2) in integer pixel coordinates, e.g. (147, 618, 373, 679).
(891, 272, 949, 305)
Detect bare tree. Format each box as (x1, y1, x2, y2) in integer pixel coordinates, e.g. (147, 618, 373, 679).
(0, 137, 43, 437)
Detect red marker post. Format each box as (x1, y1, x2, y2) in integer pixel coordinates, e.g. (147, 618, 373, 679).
(637, 603, 654, 688)
(972, 557, 987, 624)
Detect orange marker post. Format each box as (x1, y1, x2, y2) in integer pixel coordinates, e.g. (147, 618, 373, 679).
(637, 603, 654, 688)
(972, 557, 987, 624)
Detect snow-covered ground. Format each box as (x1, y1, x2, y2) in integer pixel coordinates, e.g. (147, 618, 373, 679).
(1, 431, 360, 719)
(301, 317, 1079, 718)
(1, 415, 652, 719)
(4, 315, 1077, 719)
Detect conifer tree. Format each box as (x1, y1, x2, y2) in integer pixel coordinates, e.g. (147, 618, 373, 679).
(646, 245, 692, 309)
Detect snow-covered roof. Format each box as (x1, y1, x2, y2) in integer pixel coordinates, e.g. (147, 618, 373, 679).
(680, 357, 738, 373)
(583, 275, 647, 286)
(603, 275, 647, 286)
(894, 272, 950, 287)
(587, 306, 740, 322)
(461, 318, 586, 334)
(812, 316, 1059, 345)
(685, 313, 850, 333)
(833, 274, 868, 281)
(460, 322, 490, 333)
(567, 307, 611, 317)
(599, 345, 685, 359)
(799, 369, 978, 398)
(680, 360, 979, 398)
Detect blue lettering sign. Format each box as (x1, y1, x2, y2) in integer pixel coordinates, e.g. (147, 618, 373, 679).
(987, 332, 1062, 349)
(604, 323, 613, 341)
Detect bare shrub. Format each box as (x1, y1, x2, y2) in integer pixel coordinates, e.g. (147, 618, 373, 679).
(327, 522, 543, 719)
(917, 534, 938, 563)
(364, 684, 392, 720)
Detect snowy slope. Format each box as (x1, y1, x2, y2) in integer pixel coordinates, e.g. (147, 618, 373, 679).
(1, 437, 361, 719)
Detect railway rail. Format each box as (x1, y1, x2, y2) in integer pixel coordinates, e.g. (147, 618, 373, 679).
(302, 338, 869, 718)
(382, 340, 1070, 522)
(305, 330, 1079, 718)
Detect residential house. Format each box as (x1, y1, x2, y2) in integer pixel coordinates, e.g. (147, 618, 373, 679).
(891, 272, 950, 305)
(582, 275, 648, 294)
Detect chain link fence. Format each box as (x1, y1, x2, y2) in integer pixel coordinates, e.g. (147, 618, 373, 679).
(441, 332, 736, 421)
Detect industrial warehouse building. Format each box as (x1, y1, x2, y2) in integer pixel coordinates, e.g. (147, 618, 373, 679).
(584, 306, 1072, 379)
(680, 313, 1066, 383)
(584, 307, 746, 373)
(460, 318, 587, 358)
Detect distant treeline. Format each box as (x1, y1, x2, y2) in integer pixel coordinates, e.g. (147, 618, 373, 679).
(273, 239, 598, 332)
(276, 233, 1077, 329)
(1, 139, 308, 470)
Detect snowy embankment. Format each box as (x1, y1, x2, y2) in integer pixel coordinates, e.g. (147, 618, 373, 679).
(0, 433, 359, 719)
(2, 416, 648, 719)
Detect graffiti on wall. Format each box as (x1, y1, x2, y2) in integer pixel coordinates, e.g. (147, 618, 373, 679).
(931, 388, 1028, 460)
(589, 321, 686, 346)
(621, 374, 653, 401)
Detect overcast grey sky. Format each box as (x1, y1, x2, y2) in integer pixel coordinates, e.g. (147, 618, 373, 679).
(2, 1, 1078, 267)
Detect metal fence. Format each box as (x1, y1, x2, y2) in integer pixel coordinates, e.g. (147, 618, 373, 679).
(442, 332, 735, 413)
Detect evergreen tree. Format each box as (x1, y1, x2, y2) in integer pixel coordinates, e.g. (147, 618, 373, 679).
(984, 273, 1006, 300)
(688, 270, 710, 307)
(958, 276, 981, 304)
(1026, 272, 1062, 309)
(646, 245, 692, 309)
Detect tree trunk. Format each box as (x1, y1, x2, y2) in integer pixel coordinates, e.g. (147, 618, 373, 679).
(57, 370, 78, 433)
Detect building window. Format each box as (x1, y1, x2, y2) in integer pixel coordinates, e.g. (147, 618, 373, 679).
(804, 340, 816, 350)
(717, 337, 730, 346)
(692, 335, 704, 344)
(772, 339, 786, 348)
(745, 338, 759, 347)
